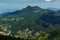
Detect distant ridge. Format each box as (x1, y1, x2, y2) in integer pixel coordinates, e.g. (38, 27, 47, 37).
(47, 7, 60, 10)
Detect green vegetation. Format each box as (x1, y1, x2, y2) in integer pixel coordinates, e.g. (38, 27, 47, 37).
(0, 27, 60, 40)
(0, 6, 60, 40)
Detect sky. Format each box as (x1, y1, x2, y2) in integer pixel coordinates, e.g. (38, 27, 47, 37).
(0, 0, 60, 14)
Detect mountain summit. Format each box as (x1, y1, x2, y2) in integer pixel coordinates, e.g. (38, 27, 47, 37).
(22, 5, 42, 12)
(0, 6, 42, 18)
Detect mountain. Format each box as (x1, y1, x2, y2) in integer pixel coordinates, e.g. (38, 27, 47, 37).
(0, 5, 42, 18)
(1, 5, 60, 24)
(0, 5, 60, 37)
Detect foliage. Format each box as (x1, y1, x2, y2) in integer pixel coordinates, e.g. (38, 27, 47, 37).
(0, 6, 60, 40)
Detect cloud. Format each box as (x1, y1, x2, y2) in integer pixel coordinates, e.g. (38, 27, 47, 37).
(45, 0, 51, 2)
(0, 3, 8, 6)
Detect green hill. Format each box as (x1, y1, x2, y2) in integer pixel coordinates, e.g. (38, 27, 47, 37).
(0, 5, 60, 38)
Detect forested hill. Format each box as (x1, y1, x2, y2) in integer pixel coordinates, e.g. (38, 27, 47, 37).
(0, 6, 60, 38)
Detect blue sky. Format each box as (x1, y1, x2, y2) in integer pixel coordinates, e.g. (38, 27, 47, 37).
(0, 0, 60, 14)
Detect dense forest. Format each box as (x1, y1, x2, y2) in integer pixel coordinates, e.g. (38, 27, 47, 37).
(0, 6, 60, 40)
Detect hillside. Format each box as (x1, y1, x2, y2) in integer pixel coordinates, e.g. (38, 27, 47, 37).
(0, 5, 60, 38)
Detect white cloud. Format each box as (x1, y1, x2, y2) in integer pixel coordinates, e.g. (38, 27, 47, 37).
(45, 0, 51, 2)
